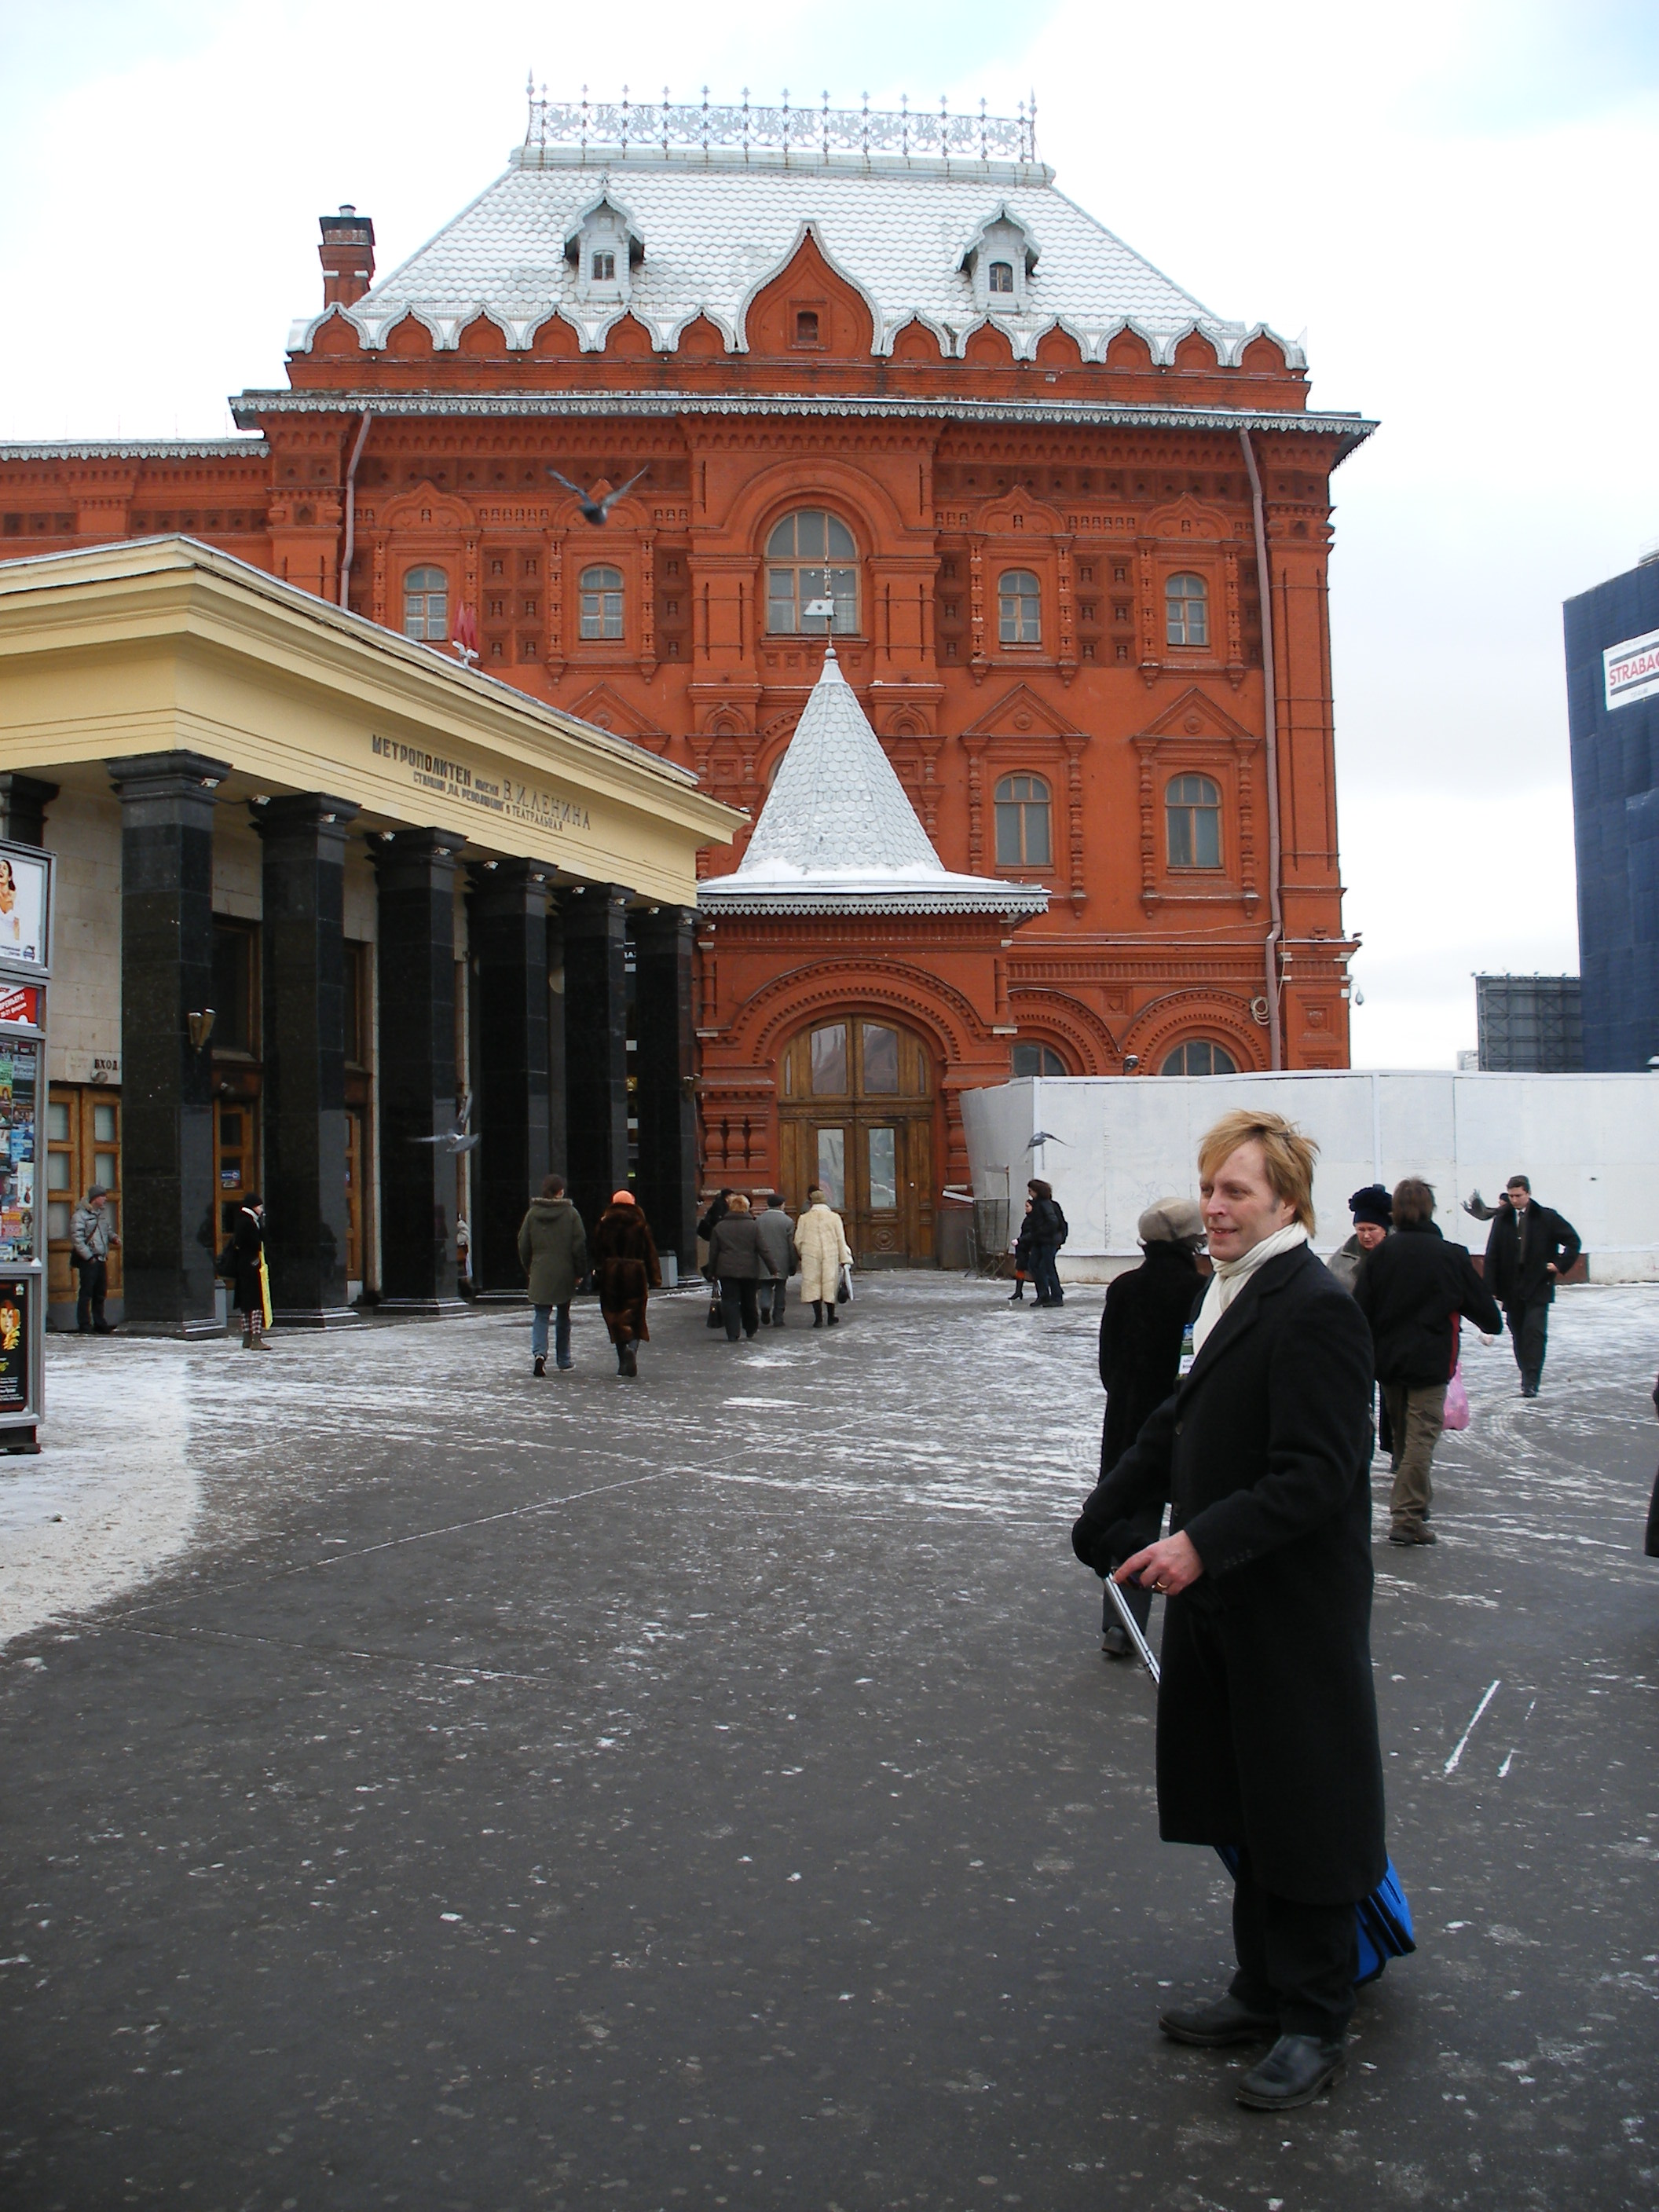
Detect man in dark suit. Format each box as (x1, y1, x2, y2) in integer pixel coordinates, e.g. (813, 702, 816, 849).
(1482, 1174, 1580, 1398)
(1073, 1109, 1384, 2114)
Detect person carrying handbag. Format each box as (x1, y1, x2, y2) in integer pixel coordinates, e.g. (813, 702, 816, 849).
(225, 1197, 270, 1350)
(1353, 1178, 1500, 1545)
(793, 1186, 852, 1328)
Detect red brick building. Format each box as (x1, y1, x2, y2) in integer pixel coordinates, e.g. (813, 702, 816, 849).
(0, 91, 1373, 1263)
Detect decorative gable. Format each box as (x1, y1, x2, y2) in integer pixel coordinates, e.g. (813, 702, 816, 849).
(566, 681, 670, 752)
(959, 203, 1040, 313)
(564, 189, 644, 306)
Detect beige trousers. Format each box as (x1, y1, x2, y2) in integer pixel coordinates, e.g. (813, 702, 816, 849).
(1382, 1382, 1446, 1529)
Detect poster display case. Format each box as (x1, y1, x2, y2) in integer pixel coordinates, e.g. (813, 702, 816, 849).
(0, 838, 50, 1452)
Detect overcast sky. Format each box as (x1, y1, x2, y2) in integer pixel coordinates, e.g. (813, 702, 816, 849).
(3, 0, 1657, 1067)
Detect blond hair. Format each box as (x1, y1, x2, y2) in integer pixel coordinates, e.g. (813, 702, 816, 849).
(1197, 1108, 1319, 1233)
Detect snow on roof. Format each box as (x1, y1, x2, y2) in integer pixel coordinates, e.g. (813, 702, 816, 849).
(698, 645, 1047, 918)
(287, 98, 1296, 368)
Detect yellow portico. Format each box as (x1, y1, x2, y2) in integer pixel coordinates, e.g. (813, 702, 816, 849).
(0, 537, 740, 1332)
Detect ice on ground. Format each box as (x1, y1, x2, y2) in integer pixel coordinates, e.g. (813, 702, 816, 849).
(0, 1340, 197, 1645)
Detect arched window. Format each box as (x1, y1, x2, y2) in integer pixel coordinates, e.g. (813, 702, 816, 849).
(402, 566, 448, 641)
(1166, 773, 1222, 868)
(994, 774, 1052, 867)
(766, 510, 858, 634)
(579, 564, 624, 640)
(1013, 1042, 1068, 1076)
(793, 308, 819, 345)
(1166, 571, 1209, 647)
(1161, 1039, 1238, 1076)
(987, 261, 1015, 295)
(998, 569, 1042, 646)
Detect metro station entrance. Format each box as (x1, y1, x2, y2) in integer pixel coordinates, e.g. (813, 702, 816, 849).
(777, 1017, 936, 1265)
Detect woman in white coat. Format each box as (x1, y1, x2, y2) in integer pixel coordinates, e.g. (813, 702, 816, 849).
(793, 1186, 853, 1327)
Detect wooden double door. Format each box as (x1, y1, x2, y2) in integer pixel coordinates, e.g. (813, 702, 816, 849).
(777, 1017, 935, 1265)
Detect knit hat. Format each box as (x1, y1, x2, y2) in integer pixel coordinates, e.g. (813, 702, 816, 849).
(1137, 1197, 1204, 1246)
(1349, 1184, 1393, 1229)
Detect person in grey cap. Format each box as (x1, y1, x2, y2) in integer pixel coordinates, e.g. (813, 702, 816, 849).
(68, 1185, 120, 1335)
(1094, 1197, 1206, 1657)
(1325, 1185, 1391, 1295)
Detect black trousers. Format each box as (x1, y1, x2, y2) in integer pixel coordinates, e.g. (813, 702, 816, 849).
(719, 1278, 761, 1341)
(1228, 1847, 1357, 2040)
(1504, 1295, 1551, 1390)
(75, 1258, 107, 1331)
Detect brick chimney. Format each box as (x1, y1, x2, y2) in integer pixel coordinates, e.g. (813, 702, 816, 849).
(319, 205, 375, 308)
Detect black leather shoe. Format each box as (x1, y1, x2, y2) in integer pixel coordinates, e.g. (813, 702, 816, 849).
(1158, 1993, 1279, 2047)
(1101, 1625, 1133, 1660)
(1235, 2034, 1346, 2110)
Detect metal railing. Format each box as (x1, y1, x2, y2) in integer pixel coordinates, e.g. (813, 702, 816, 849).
(523, 82, 1038, 165)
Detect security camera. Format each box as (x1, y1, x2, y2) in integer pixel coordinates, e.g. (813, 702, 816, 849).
(1122, 1054, 1140, 1072)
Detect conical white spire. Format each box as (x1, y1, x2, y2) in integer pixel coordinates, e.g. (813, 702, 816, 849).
(699, 646, 1047, 918)
(738, 645, 942, 876)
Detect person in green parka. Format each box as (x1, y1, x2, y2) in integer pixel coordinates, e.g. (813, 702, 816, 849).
(517, 1174, 588, 1376)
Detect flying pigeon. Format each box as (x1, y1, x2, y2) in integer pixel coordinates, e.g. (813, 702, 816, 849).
(1026, 1132, 1071, 1151)
(412, 1090, 482, 1155)
(545, 465, 650, 524)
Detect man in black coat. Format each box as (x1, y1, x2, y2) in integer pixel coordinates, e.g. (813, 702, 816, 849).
(1073, 1109, 1385, 2114)
(1354, 1178, 1501, 1544)
(1096, 1197, 1205, 1657)
(1482, 1174, 1580, 1397)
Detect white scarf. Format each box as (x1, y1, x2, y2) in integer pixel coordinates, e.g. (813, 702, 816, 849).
(1191, 1221, 1309, 1353)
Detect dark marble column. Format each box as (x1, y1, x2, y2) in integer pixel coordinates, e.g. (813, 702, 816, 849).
(561, 883, 630, 1239)
(547, 897, 567, 1185)
(256, 794, 361, 1327)
(107, 751, 228, 1336)
(373, 829, 465, 1315)
(0, 775, 59, 849)
(467, 859, 551, 1298)
(631, 905, 698, 1269)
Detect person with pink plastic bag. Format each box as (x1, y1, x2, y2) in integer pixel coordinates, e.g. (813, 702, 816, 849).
(1353, 1178, 1500, 1545)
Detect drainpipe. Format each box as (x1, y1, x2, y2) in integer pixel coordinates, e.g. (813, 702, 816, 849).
(338, 409, 372, 609)
(1240, 426, 1283, 1071)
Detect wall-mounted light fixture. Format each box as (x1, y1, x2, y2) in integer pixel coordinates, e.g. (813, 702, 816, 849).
(187, 1009, 217, 1051)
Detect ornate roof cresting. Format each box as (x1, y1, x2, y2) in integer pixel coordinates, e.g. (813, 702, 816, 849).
(522, 82, 1040, 169)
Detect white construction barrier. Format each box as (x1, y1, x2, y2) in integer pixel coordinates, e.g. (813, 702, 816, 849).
(960, 1070, 1659, 1283)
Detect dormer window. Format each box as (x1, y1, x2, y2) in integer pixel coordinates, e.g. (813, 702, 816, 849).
(961, 204, 1038, 313)
(565, 192, 643, 306)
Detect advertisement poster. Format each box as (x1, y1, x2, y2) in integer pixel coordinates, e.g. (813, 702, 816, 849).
(0, 1041, 38, 1261)
(0, 1275, 29, 1414)
(0, 849, 48, 968)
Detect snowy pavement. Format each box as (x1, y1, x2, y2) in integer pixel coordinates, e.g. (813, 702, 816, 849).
(0, 1276, 1656, 2210)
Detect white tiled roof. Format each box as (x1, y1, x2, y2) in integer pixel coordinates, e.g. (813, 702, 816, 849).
(698, 646, 1047, 917)
(289, 145, 1298, 368)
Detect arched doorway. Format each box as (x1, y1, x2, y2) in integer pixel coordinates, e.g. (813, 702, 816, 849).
(777, 1017, 935, 1265)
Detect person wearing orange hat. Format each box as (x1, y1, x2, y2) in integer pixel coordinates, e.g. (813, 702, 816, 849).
(588, 1188, 662, 1377)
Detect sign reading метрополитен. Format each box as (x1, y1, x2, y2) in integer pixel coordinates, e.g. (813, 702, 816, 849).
(1605, 626, 1659, 712)
(368, 736, 593, 837)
